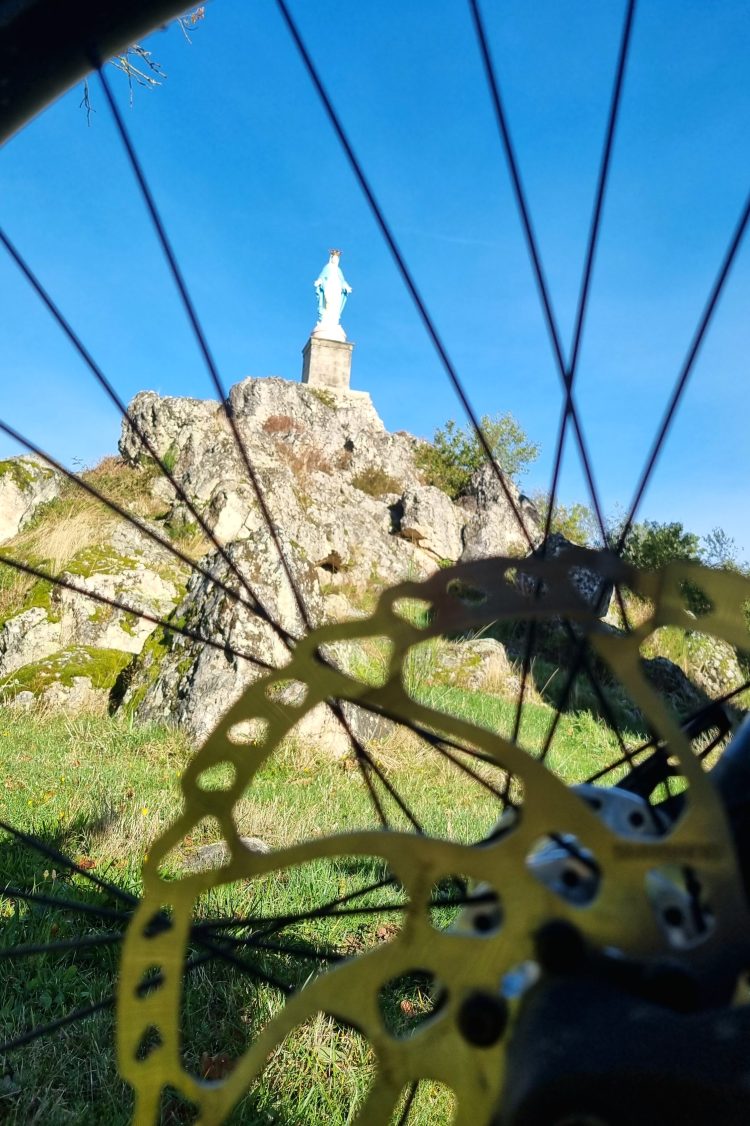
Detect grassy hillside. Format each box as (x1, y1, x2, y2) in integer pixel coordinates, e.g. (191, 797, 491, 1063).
(0, 682, 636, 1124)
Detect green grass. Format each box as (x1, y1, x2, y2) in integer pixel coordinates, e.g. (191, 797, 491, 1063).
(0, 689, 639, 1124)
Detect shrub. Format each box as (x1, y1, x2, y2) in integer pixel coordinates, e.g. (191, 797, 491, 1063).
(532, 495, 597, 545)
(162, 442, 179, 474)
(309, 387, 336, 408)
(415, 413, 539, 498)
(351, 468, 402, 497)
(701, 526, 744, 571)
(619, 520, 712, 614)
(620, 520, 700, 571)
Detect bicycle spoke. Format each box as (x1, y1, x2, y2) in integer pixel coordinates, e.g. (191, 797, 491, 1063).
(0, 995, 114, 1055)
(95, 64, 314, 636)
(418, 738, 508, 803)
(275, 0, 536, 553)
(0, 820, 137, 905)
(202, 891, 496, 936)
(0, 416, 273, 622)
(0, 229, 264, 615)
(395, 1082, 418, 1125)
(468, 0, 635, 549)
(619, 188, 750, 546)
(200, 933, 344, 964)
(1, 948, 214, 1055)
(512, 619, 537, 745)
(1, 885, 132, 923)
(186, 934, 294, 995)
(353, 745, 424, 834)
(0, 553, 276, 669)
(554, 0, 637, 518)
(0, 933, 124, 960)
(583, 679, 748, 787)
(470, 0, 639, 749)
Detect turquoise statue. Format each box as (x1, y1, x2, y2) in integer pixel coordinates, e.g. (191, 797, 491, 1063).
(312, 249, 352, 342)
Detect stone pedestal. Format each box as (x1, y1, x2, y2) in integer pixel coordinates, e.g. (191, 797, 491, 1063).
(301, 336, 354, 390)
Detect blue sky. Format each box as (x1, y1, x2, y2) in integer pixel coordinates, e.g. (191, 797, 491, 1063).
(2, 1, 749, 552)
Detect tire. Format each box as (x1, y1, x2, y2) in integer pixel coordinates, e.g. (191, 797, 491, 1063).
(0, 0, 189, 143)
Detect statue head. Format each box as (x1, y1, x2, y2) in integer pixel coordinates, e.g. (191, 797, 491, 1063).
(328, 248, 342, 261)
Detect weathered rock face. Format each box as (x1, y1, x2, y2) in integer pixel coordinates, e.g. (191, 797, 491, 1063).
(458, 463, 543, 561)
(643, 628, 745, 702)
(0, 456, 62, 544)
(3, 375, 742, 740)
(641, 655, 706, 713)
(119, 393, 225, 476)
(0, 608, 61, 678)
(425, 638, 512, 693)
(0, 520, 187, 700)
(6, 377, 551, 722)
(123, 535, 345, 753)
(119, 378, 540, 596)
(686, 633, 745, 699)
(202, 463, 436, 590)
(2, 646, 132, 715)
(120, 378, 423, 511)
(400, 486, 464, 561)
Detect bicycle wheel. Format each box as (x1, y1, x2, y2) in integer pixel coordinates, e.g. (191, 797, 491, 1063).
(2, 3, 750, 1124)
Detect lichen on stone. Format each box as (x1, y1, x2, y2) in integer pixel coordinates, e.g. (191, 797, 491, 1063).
(0, 645, 132, 697)
(0, 458, 36, 491)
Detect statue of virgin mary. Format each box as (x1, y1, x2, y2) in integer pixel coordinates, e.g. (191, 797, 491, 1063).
(312, 249, 352, 342)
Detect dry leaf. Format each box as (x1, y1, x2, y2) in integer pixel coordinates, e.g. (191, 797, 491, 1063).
(199, 1052, 236, 1080)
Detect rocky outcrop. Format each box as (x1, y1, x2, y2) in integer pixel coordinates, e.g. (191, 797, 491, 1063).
(10, 378, 543, 720)
(120, 378, 423, 512)
(641, 655, 706, 713)
(1, 375, 742, 739)
(119, 378, 538, 596)
(0, 522, 187, 700)
(122, 535, 345, 752)
(643, 627, 745, 702)
(458, 462, 543, 560)
(0, 607, 61, 678)
(425, 638, 512, 693)
(0, 456, 62, 544)
(2, 646, 132, 715)
(202, 463, 435, 590)
(400, 485, 464, 561)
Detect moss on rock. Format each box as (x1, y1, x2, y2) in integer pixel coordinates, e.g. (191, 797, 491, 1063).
(65, 546, 140, 579)
(641, 625, 743, 698)
(0, 576, 62, 629)
(24, 579, 62, 622)
(120, 626, 175, 715)
(0, 646, 132, 698)
(0, 458, 36, 491)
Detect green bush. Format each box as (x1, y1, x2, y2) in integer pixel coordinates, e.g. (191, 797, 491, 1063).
(620, 520, 700, 571)
(620, 520, 710, 614)
(532, 495, 597, 545)
(701, 526, 743, 571)
(415, 413, 539, 499)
